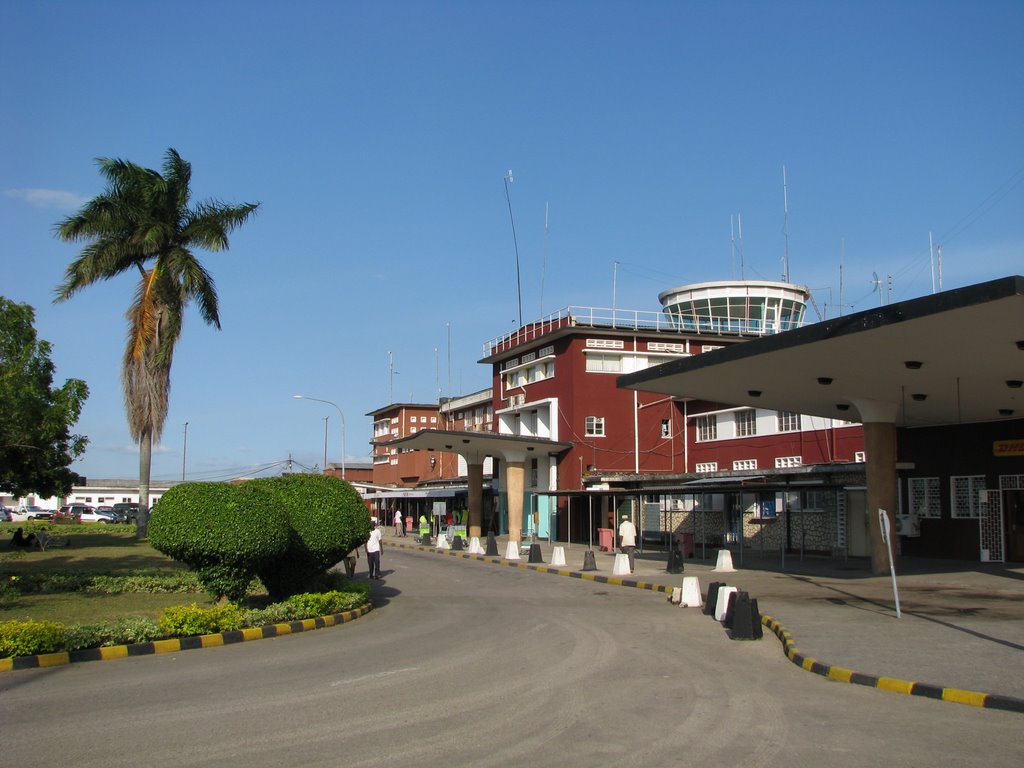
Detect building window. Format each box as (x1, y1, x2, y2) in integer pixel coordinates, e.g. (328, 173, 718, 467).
(908, 477, 942, 518)
(951, 475, 986, 518)
(733, 459, 757, 470)
(530, 458, 539, 487)
(695, 462, 718, 473)
(803, 490, 833, 512)
(776, 411, 799, 432)
(586, 338, 624, 349)
(775, 456, 803, 468)
(585, 353, 621, 373)
(735, 409, 757, 437)
(585, 416, 605, 437)
(661, 419, 671, 438)
(696, 414, 717, 442)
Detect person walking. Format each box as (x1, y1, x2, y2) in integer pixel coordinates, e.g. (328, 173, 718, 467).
(393, 506, 405, 536)
(365, 518, 383, 579)
(618, 513, 637, 570)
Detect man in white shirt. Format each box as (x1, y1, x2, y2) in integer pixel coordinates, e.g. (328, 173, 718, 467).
(618, 513, 637, 570)
(365, 518, 383, 579)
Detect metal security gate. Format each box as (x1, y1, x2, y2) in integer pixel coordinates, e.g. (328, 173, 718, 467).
(979, 489, 1004, 563)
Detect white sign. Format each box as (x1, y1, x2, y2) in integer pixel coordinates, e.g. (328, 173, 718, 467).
(878, 509, 901, 619)
(878, 508, 891, 545)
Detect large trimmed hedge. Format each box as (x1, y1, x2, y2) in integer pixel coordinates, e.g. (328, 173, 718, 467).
(249, 474, 369, 600)
(149, 475, 369, 602)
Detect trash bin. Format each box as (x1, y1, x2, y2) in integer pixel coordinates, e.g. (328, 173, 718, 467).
(598, 528, 614, 552)
(405, 518, 413, 533)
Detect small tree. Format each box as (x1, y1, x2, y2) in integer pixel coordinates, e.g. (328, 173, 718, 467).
(149, 474, 369, 603)
(254, 474, 370, 600)
(0, 297, 89, 498)
(148, 481, 290, 602)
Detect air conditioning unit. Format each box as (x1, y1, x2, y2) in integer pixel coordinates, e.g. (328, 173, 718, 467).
(509, 394, 525, 407)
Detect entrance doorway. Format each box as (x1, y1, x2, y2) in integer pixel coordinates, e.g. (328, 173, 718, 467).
(1006, 489, 1024, 562)
(846, 490, 870, 557)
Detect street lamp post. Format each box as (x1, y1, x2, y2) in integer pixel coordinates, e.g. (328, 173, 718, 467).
(182, 422, 189, 482)
(293, 395, 346, 478)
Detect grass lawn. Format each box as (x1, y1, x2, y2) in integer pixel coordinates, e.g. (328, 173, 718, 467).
(1, 523, 216, 624)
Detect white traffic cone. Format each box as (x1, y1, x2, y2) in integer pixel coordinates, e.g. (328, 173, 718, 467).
(680, 576, 702, 608)
(551, 546, 566, 566)
(713, 549, 736, 572)
(504, 540, 520, 560)
(715, 586, 738, 621)
(612, 553, 631, 575)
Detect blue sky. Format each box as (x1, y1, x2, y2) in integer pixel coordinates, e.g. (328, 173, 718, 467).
(2, 1, 1022, 483)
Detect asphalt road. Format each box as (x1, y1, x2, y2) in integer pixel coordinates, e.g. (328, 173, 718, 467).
(1, 548, 1019, 767)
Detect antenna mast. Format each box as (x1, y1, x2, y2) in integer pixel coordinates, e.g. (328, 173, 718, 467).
(503, 169, 523, 328)
(540, 202, 549, 317)
(730, 216, 737, 279)
(839, 239, 846, 316)
(782, 165, 791, 282)
(738, 213, 746, 280)
(929, 231, 936, 294)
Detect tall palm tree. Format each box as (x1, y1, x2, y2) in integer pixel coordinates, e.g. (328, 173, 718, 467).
(54, 148, 259, 535)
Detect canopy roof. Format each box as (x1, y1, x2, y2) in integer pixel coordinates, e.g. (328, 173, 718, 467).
(383, 429, 572, 463)
(620, 276, 1024, 428)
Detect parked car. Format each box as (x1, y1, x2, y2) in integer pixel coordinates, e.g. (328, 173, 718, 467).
(111, 502, 140, 522)
(94, 505, 124, 523)
(0, 506, 12, 522)
(13, 505, 54, 522)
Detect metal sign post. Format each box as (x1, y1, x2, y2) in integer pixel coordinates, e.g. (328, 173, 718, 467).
(878, 509, 902, 618)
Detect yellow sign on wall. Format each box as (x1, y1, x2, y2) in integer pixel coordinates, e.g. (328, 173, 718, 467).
(994, 440, 1024, 457)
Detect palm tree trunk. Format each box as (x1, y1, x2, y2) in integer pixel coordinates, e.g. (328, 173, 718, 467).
(137, 429, 152, 538)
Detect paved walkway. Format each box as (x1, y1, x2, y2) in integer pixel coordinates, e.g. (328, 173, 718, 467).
(383, 530, 1024, 712)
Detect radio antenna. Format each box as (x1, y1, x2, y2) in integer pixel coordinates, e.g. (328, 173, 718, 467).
(782, 165, 791, 282)
(503, 169, 523, 327)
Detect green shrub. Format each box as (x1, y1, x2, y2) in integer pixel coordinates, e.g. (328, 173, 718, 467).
(63, 617, 161, 650)
(253, 474, 370, 600)
(0, 570, 203, 596)
(287, 585, 370, 617)
(158, 603, 244, 637)
(240, 602, 305, 627)
(149, 482, 290, 602)
(88, 572, 202, 594)
(0, 620, 66, 658)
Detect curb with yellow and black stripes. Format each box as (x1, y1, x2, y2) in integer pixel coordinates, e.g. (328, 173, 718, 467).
(0, 604, 372, 673)
(760, 613, 1024, 715)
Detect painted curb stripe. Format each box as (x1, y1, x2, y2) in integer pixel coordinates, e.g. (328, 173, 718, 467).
(2, 603, 372, 672)
(761, 613, 1024, 715)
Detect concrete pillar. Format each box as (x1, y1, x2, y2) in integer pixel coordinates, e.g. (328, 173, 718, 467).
(506, 461, 525, 542)
(864, 420, 898, 575)
(468, 462, 483, 539)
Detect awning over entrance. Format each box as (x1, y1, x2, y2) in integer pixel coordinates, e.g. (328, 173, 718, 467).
(367, 487, 463, 499)
(378, 429, 573, 542)
(619, 275, 1024, 574)
(619, 276, 1024, 428)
